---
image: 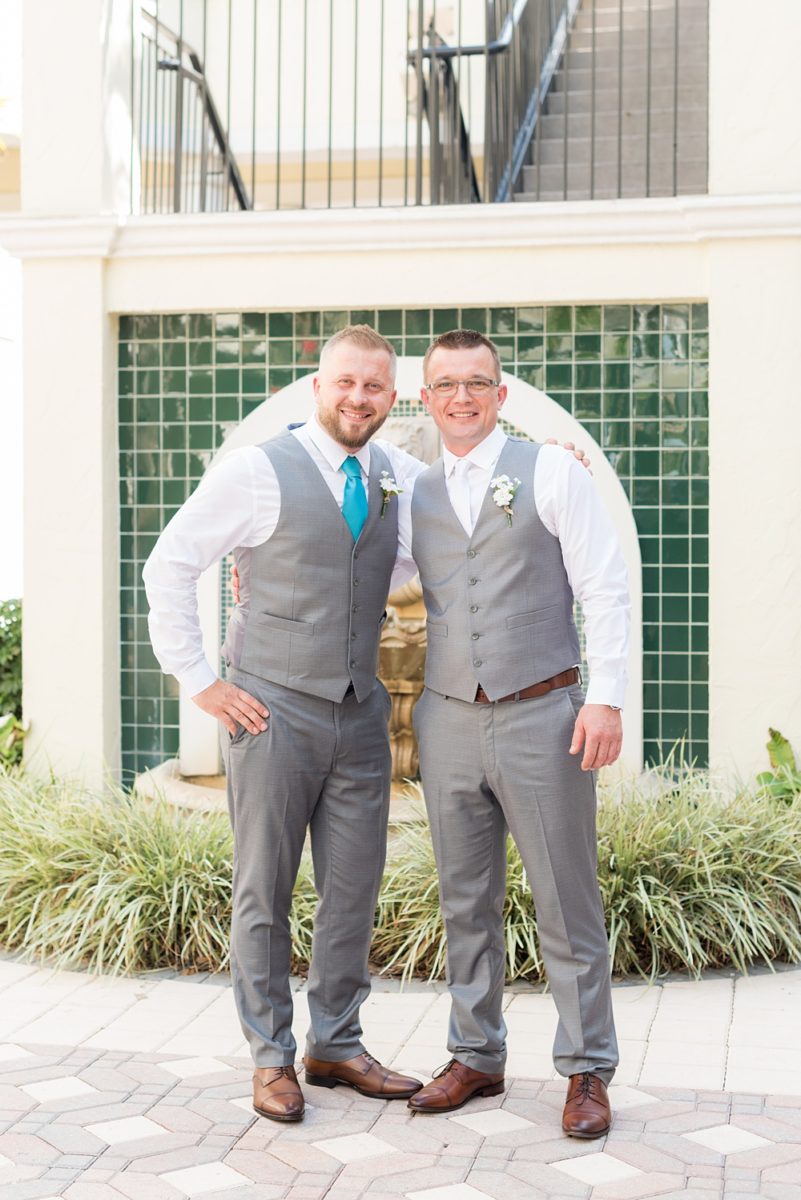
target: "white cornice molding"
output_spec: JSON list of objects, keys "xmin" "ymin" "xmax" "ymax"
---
[{"xmin": 1, "ymin": 194, "xmax": 800, "ymax": 260}]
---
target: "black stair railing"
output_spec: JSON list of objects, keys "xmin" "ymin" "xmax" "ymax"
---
[
  {"xmin": 136, "ymin": 11, "xmax": 251, "ymax": 214},
  {"xmin": 410, "ymin": 0, "xmax": 580, "ymax": 205}
]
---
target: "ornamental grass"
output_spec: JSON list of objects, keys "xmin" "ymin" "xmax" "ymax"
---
[{"xmin": 0, "ymin": 763, "xmax": 799, "ymax": 980}]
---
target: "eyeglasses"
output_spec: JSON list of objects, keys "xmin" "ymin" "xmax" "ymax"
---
[{"xmin": 425, "ymin": 377, "xmax": 500, "ymax": 399}]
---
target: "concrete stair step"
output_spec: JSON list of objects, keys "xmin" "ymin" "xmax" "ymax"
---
[
  {"xmin": 564, "ymin": 44, "xmax": 709, "ymax": 72},
  {"xmin": 515, "ymin": 177, "xmax": 707, "ymax": 201},
  {"xmin": 550, "ymin": 65, "xmax": 707, "ymax": 94},
  {"xmin": 521, "ymin": 159, "xmax": 707, "ymax": 193},
  {"xmin": 546, "ymin": 85, "xmax": 708, "ymax": 113},
  {"xmin": 537, "ymin": 107, "xmax": 706, "ymax": 138},
  {"xmin": 572, "ymin": 5, "xmax": 707, "ymax": 33},
  {"xmin": 528, "ymin": 131, "xmax": 707, "ymax": 166}
]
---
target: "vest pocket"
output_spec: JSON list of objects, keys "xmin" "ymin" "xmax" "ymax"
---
[
  {"xmin": 247, "ymin": 611, "xmax": 315, "ymax": 636},
  {"xmin": 506, "ymin": 604, "xmax": 560, "ymax": 629},
  {"xmin": 426, "ymin": 621, "xmax": 448, "ymax": 637}
]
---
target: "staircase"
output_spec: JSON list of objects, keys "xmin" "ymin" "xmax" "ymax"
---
[{"xmin": 516, "ymin": 0, "xmax": 708, "ymax": 201}]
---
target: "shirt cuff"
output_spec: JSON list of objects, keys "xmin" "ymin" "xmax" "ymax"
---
[
  {"xmin": 584, "ymin": 673, "xmax": 627, "ymax": 710},
  {"xmin": 179, "ymin": 660, "xmax": 219, "ymax": 699}
]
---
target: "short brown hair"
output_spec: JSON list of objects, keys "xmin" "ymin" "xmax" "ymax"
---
[
  {"xmin": 319, "ymin": 324, "xmax": 397, "ymax": 375},
  {"xmin": 423, "ymin": 329, "xmax": 502, "ymax": 382}
]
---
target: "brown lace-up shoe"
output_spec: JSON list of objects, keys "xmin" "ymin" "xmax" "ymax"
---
[
  {"xmin": 252, "ymin": 1065, "xmax": 305, "ymax": 1122},
  {"xmin": 407, "ymin": 1059, "xmax": 505, "ymax": 1113},
  {"xmin": 303, "ymin": 1052, "xmax": 422, "ymax": 1099},
  {"xmin": 561, "ymin": 1072, "xmax": 612, "ymax": 1138}
]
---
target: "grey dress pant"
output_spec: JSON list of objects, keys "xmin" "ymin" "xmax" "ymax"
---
[
  {"xmin": 414, "ymin": 681, "xmax": 618, "ymax": 1083},
  {"xmin": 223, "ymin": 669, "xmax": 392, "ymax": 1067}
]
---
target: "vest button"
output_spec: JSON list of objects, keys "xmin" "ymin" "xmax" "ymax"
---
[
  {"xmin": 473, "ymin": 659, "xmax": 482, "ymax": 667},
  {"xmin": 353, "ymin": 579, "xmax": 360, "ymax": 586},
  {"xmin": 470, "ymin": 605, "xmax": 478, "ymax": 613},
  {"xmin": 471, "ymin": 633, "xmax": 480, "ymax": 640},
  {"xmin": 351, "ymin": 633, "xmax": 357, "ymax": 640},
  {"xmin": 352, "ymin": 604, "xmax": 359, "ymax": 612},
  {"xmin": 469, "ymin": 578, "xmax": 478, "ymax": 586},
  {"xmin": 353, "ymin": 550, "xmax": 359, "ymax": 559},
  {"xmin": 350, "ymin": 660, "xmax": 358, "ymax": 667},
  {"xmin": 467, "ymin": 549, "xmax": 477, "ymax": 558}
]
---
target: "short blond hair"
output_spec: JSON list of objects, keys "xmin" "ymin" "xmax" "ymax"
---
[
  {"xmin": 319, "ymin": 324, "xmax": 397, "ymax": 375},
  {"xmin": 423, "ymin": 329, "xmax": 501, "ymax": 382}
]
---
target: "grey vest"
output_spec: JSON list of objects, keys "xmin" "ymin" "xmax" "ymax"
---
[
  {"xmin": 411, "ymin": 437, "xmax": 580, "ymax": 702},
  {"xmin": 223, "ymin": 431, "xmax": 398, "ymax": 702}
]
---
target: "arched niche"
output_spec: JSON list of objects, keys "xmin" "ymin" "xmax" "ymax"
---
[{"xmin": 179, "ymin": 359, "xmax": 643, "ymax": 775}]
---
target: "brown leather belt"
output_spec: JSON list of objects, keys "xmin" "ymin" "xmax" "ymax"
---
[{"xmin": 474, "ymin": 667, "xmax": 580, "ymax": 705}]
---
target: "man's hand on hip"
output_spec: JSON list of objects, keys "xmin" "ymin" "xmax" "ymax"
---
[
  {"xmin": 192, "ymin": 679, "xmax": 270, "ymax": 737},
  {"xmin": 569, "ymin": 704, "xmax": 622, "ymax": 771}
]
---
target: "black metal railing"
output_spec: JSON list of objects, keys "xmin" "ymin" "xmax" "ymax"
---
[
  {"xmin": 129, "ymin": 0, "xmax": 708, "ymax": 214},
  {"xmin": 134, "ymin": 10, "xmax": 250, "ymax": 213}
]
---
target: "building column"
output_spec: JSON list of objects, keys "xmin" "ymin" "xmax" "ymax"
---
[
  {"xmin": 21, "ymin": 0, "xmax": 133, "ymax": 784},
  {"xmin": 707, "ymin": 0, "xmax": 801, "ymax": 775}
]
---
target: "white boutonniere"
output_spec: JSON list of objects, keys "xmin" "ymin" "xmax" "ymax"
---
[
  {"xmin": 379, "ymin": 471, "xmax": 403, "ymax": 519},
  {"xmin": 490, "ymin": 474, "xmax": 521, "ymax": 526}
]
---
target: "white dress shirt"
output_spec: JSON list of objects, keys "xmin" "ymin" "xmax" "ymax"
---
[
  {"xmin": 143, "ymin": 415, "xmax": 423, "ymax": 697},
  {"xmin": 440, "ymin": 426, "xmax": 630, "ymax": 709}
]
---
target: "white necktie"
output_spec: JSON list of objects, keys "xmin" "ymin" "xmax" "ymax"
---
[{"xmin": 450, "ymin": 458, "xmax": 475, "ymax": 536}]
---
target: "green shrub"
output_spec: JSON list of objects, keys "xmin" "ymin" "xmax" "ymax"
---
[
  {"xmin": 0, "ymin": 599, "xmax": 22, "ymax": 719},
  {"xmin": 1, "ymin": 764, "xmax": 800, "ymax": 981}
]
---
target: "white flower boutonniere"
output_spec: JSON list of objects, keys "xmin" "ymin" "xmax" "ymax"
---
[
  {"xmin": 379, "ymin": 471, "xmax": 403, "ymax": 519},
  {"xmin": 490, "ymin": 474, "xmax": 521, "ymax": 527}
]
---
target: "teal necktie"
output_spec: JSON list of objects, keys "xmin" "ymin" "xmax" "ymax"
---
[{"xmin": 340, "ymin": 456, "xmax": 368, "ymax": 541}]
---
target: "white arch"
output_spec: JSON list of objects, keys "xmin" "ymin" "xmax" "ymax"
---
[{"xmin": 180, "ymin": 359, "xmax": 643, "ymax": 774}]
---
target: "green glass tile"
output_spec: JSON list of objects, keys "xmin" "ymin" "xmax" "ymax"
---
[
  {"xmin": 691, "ymin": 302, "xmax": 708, "ymax": 329},
  {"xmin": 119, "ymin": 397, "xmax": 134, "ymax": 425},
  {"xmin": 633, "ymin": 478, "xmax": 659, "ymax": 505},
  {"xmin": 163, "ymin": 342, "xmax": 187, "ymax": 368},
  {"xmin": 661, "ymin": 655, "xmax": 689, "ymax": 682},
  {"xmin": 135, "ymin": 532, "xmax": 158, "ymax": 561},
  {"xmin": 516, "ymin": 306, "xmax": 544, "ymax": 332},
  {"xmin": 164, "ymin": 479, "xmax": 188, "ymax": 505},
  {"xmin": 580, "ymin": 419, "xmax": 600, "ymax": 441},
  {"xmin": 663, "ymin": 595, "xmax": 689, "ymax": 622},
  {"xmin": 137, "ymin": 342, "xmax": 161, "ymax": 369},
  {"xmin": 162, "ymin": 370, "xmax": 186, "ymax": 396},
  {"xmin": 663, "ymin": 419, "xmax": 689, "ymax": 447},
  {"xmin": 215, "ymin": 339, "xmax": 240, "ymax": 364},
  {"xmin": 546, "ymin": 335, "xmax": 573, "ymax": 361},
  {"xmin": 604, "ymin": 306, "xmax": 631, "ymax": 332},
  {"xmin": 135, "ymin": 506, "xmax": 162, "ymax": 534},
  {"xmin": 517, "ymin": 336, "xmax": 544, "ymax": 362},
  {"xmin": 690, "ymin": 420, "xmax": 708, "ymax": 448},
  {"xmin": 119, "ymin": 506, "xmax": 133, "ymax": 533},
  {"xmin": 162, "ymin": 423, "xmax": 186, "ymax": 451},
  {"xmin": 214, "ymin": 313, "xmax": 240, "ymax": 338},
  {"xmin": 189, "ymin": 396, "xmax": 213, "ymax": 422},
  {"xmin": 643, "ymin": 625, "xmax": 659, "ymax": 652},
  {"xmin": 642, "ymin": 740, "xmax": 661, "ymax": 765},
  {"xmin": 642, "ymin": 564, "xmax": 659, "ymax": 591},
  {"xmin": 635, "ymin": 508, "xmax": 659, "ymax": 535},
  {"xmin": 162, "ymin": 450, "xmax": 186, "ymax": 479},
  {"xmin": 643, "ymin": 655, "xmax": 660, "ymax": 682},
  {"xmin": 663, "ymin": 362, "xmax": 690, "ymax": 388},
  {"xmin": 119, "ymin": 315, "xmax": 135, "ymax": 339},
  {"xmin": 691, "ymin": 480, "xmax": 708, "ymax": 506},
  {"xmin": 188, "ymin": 369, "xmax": 213, "ymax": 396},
  {"xmin": 600, "ymin": 393, "xmax": 628, "ymax": 419},
  {"xmin": 296, "ymin": 338, "xmax": 321, "ymax": 366},
  {"xmin": 576, "ymin": 363, "xmax": 601, "ymax": 389},
  {"xmin": 494, "ymin": 336, "xmax": 515, "ymax": 363},
  {"xmin": 662, "ymin": 449, "xmax": 689, "ymax": 477},
  {"xmin": 691, "ymin": 332, "xmax": 709, "ymax": 359},
  {"xmin": 634, "ymin": 450, "xmax": 659, "ymax": 476},
  {"xmin": 133, "ymin": 315, "xmax": 161, "ymax": 340},
  {"xmin": 163, "ymin": 727, "xmax": 180, "ymax": 754},
  {"xmin": 691, "ymin": 684, "xmax": 708, "ymax": 710},
  {"xmin": 662, "ymin": 564, "xmax": 690, "ymax": 599},
  {"xmin": 662, "ymin": 712, "xmax": 690, "ymax": 739},
  {"xmin": 603, "ymin": 334, "xmax": 630, "ymax": 360},
  {"xmin": 349, "ymin": 309, "xmax": 375, "ymax": 327},
  {"xmin": 692, "ymin": 563, "xmax": 709, "ymax": 593},
  {"xmin": 189, "ymin": 341, "xmax": 212, "ymax": 366},
  {"xmin": 119, "ymin": 426, "xmax": 135, "ymax": 452},
  {"xmin": 242, "ymin": 312, "xmax": 267, "ymax": 337},
  {"xmin": 136, "ymin": 417, "xmax": 160, "ymax": 446},
  {"xmin": 119, "ymin": 371, "xmax": 134, "ymax": 399},
  {"xmin": 216, "ymin": 396, "xmax": 240, "ymax": 422},
  {"xmin": 554, "ymin": 394, "xmax": 573, "ymax": 413},
  {"xmin": 546, "ymin": 363, "xmax": 573, "ymax": 390},
  {"xmin": 691, "ymin": 626, "xmax": 708, "ymax": 652},
  {"xmin": 632, "ymin": 363, "xmax": 658, "ymax": 388},
  {"xmin": 662, "ymin": 682, "xmax": 689, "ymax": 708},
  {"xmin": 267, "ymin": 340, "xmax": 293, "ymax": 367},
  {"xmin": 691, "ymin": 391, "xmax": 708, "ymax": 419},
  {"xmin": 633, "ymin": 391, "xmax": 659, "ymax": 418},
  {"xmin": 243, "ymin": 339, "xmax": 267, "ymax": 364},
  {"xmin": 692, "ymin": 362, "xmax": 709, "ymax": 388},
  {"xmin": 575, "ymin": 334, "xmax": 601, "ymax": 360},
  {"xmin": 603, "ymin": 362, "xmax": 630, "ymax": 389},
  {"xmin": 163, "ymin": 314, "xmax": 188, "ymax": 339},
  {"xmin": 322, "ymin": 310, "xmax": 348, "ymax": 336},
  {"xmin": 189, "ymin": 424, "xmax": 215, "ymax": 451},
  {"xmin": 691, "ymin": 449, "xmax": 709, "ymax": 476},
  {"xmin": 575, "ymin": 393, "xmax": 601, "ymax": 419},
  {"xmin": 490, "ymin": 308, "xmax": 515, "ymax": 335},
  {"xmin": 269, "ymin": 367, "xmax": 294, "ymax": 392},
  {"xmin": 663, "ymin": 538, "xmax": 689, "ymax": 565},
  {"xmin": 574, "ymin": 306, "xmax": 601, "ymax": 332},
  {"xmin": 189, "ymin": 451, "xmax": 211, "ymax": 477},
  {"xmin": 691, "ymin": 509, "xmax": 709, "ymax": 536},
  {"xmin": 663, "ymin": 304, "xmax": 690, "ymax": 331},
  {"xmin": 162, "ymin": 396, "xmax": 187, "ymax": 421},
  {"xmin": 457, "ymin": 307, "xmax": 486, "ymax": 332},
  {"xmin": 633, "ymin": 421, "xmax": 659, "ymax": 447},
  {"xmin": 369, "ymin": 308, "xmax": 400, "ymax": 337},
  {"xmin": 642, "ymin": 595, "xmax": 660, "ymax": 623},
  {"xmin": 243, "ymin": 398, "xmax": 262, "ymax": 416},
  {"xmin": 120, "ymin": 562, "xmax": 136, "ymax": 589},
  {"xmin": 119, "ymin": 341, "xmax": 133, "ymax": 368},
  {"xmin": 639, "ymin": 537, "xmax": 660, "ymax": 565},
  {"xmin": 432, "ymin": 308, "xmax": 459, "ymax": 334},
  {"xmin": 215, "ymin": 367, "xmax": 240, "ymax": 394},
  {"xmin": 136, "ymin": 369, "xmax": 160, "ymax": 396},
  {"xmin": 137, "ymin": 671, "xmax": 163, "ymax": 699},
  {"xmin": 602, "ymin": 422, "xmax": 629, "ymax": 449},
  {"xmin": 662, "ymin": 509, "xmax": 689, "ymax": 536},
  {"xmin": 136, "ymin": 480, "xmax": 160, "ymax": 505},
  {"xmin": 405, "ymin": 310, "xmax": 430, "ymax": 336},
  {"xmin": 268, "ymin": 312, "xmax": 293, "ymax": 338},
  {"xmin": 643, "ymin": 683, "xmax": 660, "ymax": 709},
  {"xmin": 188, "ymin": 314, "xmax": 212, "ymax": 339},
  {"xmin": 661, "ymin": 332, "xmax": 689, "ymax": 361},
  {"xmin": 405, "ymin": 336, "xmax": 429, "ymax": 356},
  {"xmin": 632, "ymin": 333, "xmax": 660, "ymax": 359},
  {"xmin": 691, "ymin": 655, "xmax": 708, "ymax": 682},
  {"xmin": 633, "ymin": 304, "xmax": 660, "ymax": 332},
  {"xmin": 515, "ymin": 365, "xmax": 544, "ymax": 389},
  {"xmin": 605, "ymin": 449, "xmax": 631, "ymax": 476}
]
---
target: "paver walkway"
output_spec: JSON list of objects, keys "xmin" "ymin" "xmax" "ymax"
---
[{"xmin": 0, "ymin": 958, "xmax": 799, "ymax": 1199}]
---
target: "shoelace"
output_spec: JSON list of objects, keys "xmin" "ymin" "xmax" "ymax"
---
[
  {"xmin": 573, "ymin": 1072, "xmax": 600, "ymax": 1104},
  {"xmin": 432, "ymin": 1058, "xmax": 462, "ymax": 1080},
  {"xmin": 257, "ymin": 1066, "xmax": 295, "ymax": 1085}
]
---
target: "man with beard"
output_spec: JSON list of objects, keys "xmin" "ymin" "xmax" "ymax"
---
[{"xmin": 144, "ymin": 325, "xmax": 425, "ymax": 1122}]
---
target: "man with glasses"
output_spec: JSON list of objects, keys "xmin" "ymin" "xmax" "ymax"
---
[{"xmin": 405, "ymin": 329, "xmax": 628, "ymax": 1138}]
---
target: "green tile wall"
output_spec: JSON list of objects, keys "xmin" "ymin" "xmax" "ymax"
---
[{"xmin": 119, "ymin": 303, "xmax": 709, "ymax": 782}]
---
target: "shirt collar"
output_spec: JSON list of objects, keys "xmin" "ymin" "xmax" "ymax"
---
[
  {"xmin": 442, "ymin": 424, "xmax": 508, "ymax": 477},
  {"xmin": 307, "ymin": 413, "xmax": 371, "ymax": 476}
]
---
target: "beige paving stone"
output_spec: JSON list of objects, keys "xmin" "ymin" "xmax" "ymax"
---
[
  {"xmin": 463, "ymin": 1168, "xmax": 551, "ymax": 1198},
  {"xmin": 126, "ymin": 1144, "xmax": 229, "ymax": 1176},
  {"xmin": 0, "ymin": 1131, "xmax": 62, "ymax": 1165},
  {"xmin": 339, "ymin": 1151, "xmax": 438, "ymax": 1182},
  {"xmin": 267, "ymin": 1138, "xmax": 342, "ymax": 1173},
  {"xmin": 361, "ymin": 1163, "xmax": 466, "ymax": 1194},
  {"xmin": 591, "ymin": 1171, "xmax": 686, "ymax": 1199},
  {"xmin": 62, "ymin": 1183, "xmax": 127, "ymax": 1199},
  {"xmin": 504, "ymin": 1157, "xmax": 591, "ymax": 1195},
  {"xmin": 222, "ymin": 1148, "xmax": 299, "ymax": 1183},
  {"xmin": 602, "ymin": 1136, "xmax": 686, "ymax": 1174},
  {"xmin": 640, "ymin": 1132, "xmax": 722, "ymax": 1167},
  {"xmin": 725, "ymin": 1140, "xmax": 801, "ymax": 1170}
]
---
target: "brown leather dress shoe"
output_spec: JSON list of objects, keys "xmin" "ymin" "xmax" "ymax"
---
[
  {"xmin": 252, "ymin": 1065, "xmax": 305, "ymax": 1122},
  {"xmin": 303, "ymin": 1052, "xmax": 422, "ymax": 1099},
  {"xmin": 407, "ymin": 1059, "xmax": 505, "ymax": 1113},
  {"xmin": 561, "ymin": 1072, "xmax": 612, "ymax": 1138}
]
